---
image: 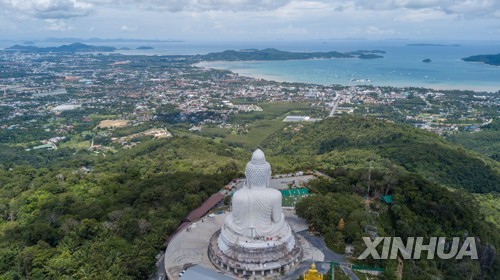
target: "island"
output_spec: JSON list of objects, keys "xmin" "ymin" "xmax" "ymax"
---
[
  {"xmin": 5, "ymin": 42, "xmax": 116, "ymax": 53},
  {"xmin": 44, "ymin": 37, "xmax": 183, "ymax": 43},
  {"xmin": 358, "ymin": 53, "xmax": 383, "ymax": 59},
  {"xmin": 118, "ymin": 47, "xmax": 131, "ymax": 50},
  {"xmin": 422, "ymin": 58, "xmax": 432, "ymax": 63},
  {"xmin": 197, "ymin": 48, "xmax": 384, "ymax": 61},
  {"xmin": 462, "ymin": 54, "xmax": 500, "ymax": 66},
  {"xmin": 407, "ymin": 43, "xmax": 460, "ymax": 47},
  {"xmin": 354, "ymin": 49, "xmax": 386, "ymax": 54},
  {"xmin": 136, "ymin": 46, "xmax": 154, "ymax": 50}
]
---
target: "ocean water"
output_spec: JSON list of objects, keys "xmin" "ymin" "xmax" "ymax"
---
[
  {"xmin": 1, "ymin": 39, "xmax": 499, "ymax": 92},
  {"xmin": 193, "ymin": 41, "xmax": 500, "ymax": 92}
]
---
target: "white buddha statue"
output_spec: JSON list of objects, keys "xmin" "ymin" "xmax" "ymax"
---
[
  {"xmin": 223, "ymin": 149, "xmax": 287, "ymax": 238},
  {"xmin": 213, "ymin": 149, "xmax": 300, "ymax": 274}
]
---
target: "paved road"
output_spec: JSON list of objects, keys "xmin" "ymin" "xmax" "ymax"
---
[
  {"xmin": 297, "ymin": 230, "xmax": 361, "ymax": 280},
  {"xmin": 342, "ymin": 267, "xmax": 360, "ymax": 280},
  {"xmin": 151, "ymin": 252, "xmax": 166, "ymax": 280},
  {"xmin": 297, "ymin": 230, "xmax": 344, "ymax": 263},
  {"xmin": 285, "ymin": 260, "xmax": 315, "ymax": 280}
]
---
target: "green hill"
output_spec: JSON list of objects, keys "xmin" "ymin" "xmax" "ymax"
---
[
  {"xmin": 447, "ymin": 118, "xmax": 500, "ymax": 161},
  {"xmin": 0, "ymin": 137, "xmax": 244, "ymax": 279},
  {"xmin": 296, "ymin": 165, "xmax": 499, "ymax": 279},
  {"xmin": 264, "ymin": 115, "xmax": 500, "ymax": 193},
  {"xmin": 5, "ymin": 43, "xmax": 117, "ymax": 53},
  {"xmin": 280, "ymin": 116, "xmax": 500, "ymax": 279},
  {"xmin": 0, "ymin": 116, "xmax": 498, "ymax": 279},
  {"xmin": 197, "ymin": 48, "xmax": 384, "ymax": 61}
]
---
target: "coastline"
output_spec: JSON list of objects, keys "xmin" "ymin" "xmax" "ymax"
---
[
  {"xmin": 195, "ymin": 61, "xmax": 500, "ymax": 93},
  {"xmin": 195, "ymin": 61, "xmax": 289, "ymax": 82}
]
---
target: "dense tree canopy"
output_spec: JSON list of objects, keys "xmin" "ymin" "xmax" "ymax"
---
[
  {"xmin": 0, "ymin": 137, "xmax": 243, "ymax": 279},
  {"xmin": 264, "ymin": 116, "xmax": 500, "ymax": 193},
  {"xmin": 297, "ymin": 169, "xmax": 499, "ymax": 279},
  {"xmin": 0, "ymin": 115, "xmax": 498, "ymax": 279}
]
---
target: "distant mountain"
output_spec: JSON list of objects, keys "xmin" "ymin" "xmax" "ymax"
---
[
  {"xmin": 462, "ymin": 54, "xmax": 500, "ymax": 66},
  {"xmin": 198, "ymin": 48, "xmax": 384, "ymax": 61},
  {"xmin": 44, "ymin": 37, "xmax": 182, "ymax": 43},
  {"xmin": 358, "ymin": 53, "xmax": 383, "ymax": 59},
  {"xmin": 5, "ymin": 43, "xmax": 117, "ymax": 53},
  {"xmin": 353, "ymin": 49, "xmax": 386, "ymax": 54},
  {"xmin": 407, "ymin": 43, "xmax": 461, "ymax": 47},
  {"xmin": 136, "ymin": 46, "xmax": 154, "ymax": 50}
]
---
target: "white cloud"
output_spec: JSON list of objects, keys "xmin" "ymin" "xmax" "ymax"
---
[
  {"xmin": 213, "ymin": 21, "xmax": 225, "ymax": 31},
  {"xmin": 441, "ymin": 0, "xmax": 500, "ymax": 18},
  {"xmin": 188, "ymin": 0, "xmax": 292, "ymax": 12},
  {"xmin": 352, "ymin": 0, "xmax": 500, "ymax": 18},
  {"xmin": 393, "ymin": 8, "xmax": 452, "ymax": 22},
  {"xmin": 277, "ymin": 24, "xmax": 309, "ymax": 35},
  {"xmin": 1, "ymin": 0, "xmax": 93, "ymax": 19},
  {"xmin": 120, "ymin": 25, "xmax": 137, "ymax": 32},
  {"xmin": 0, "ymin": 0, "xmax": 498, "ymax": 40},
  {"xmin": 0, "ymin": 0, "xmax": 294, "ymax": 20},
  {"xmin": 44, "ymin": 19, "xmax": 74, "ymax": 31},
  {"xmin": 2, "ymin": 0, "xmax": 498, "ymax": 22},
  {"xmin": 365, "ymin": 26, "xmax": 395, "ymax": 35},
  {"xmin": 273, "ymin": 1, "xmax": 335, "ymax": 19},
  {"xmin": 354, "ymin": 0, "xmax": 441, "ymax": 10}
]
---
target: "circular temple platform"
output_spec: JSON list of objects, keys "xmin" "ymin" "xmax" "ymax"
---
[
  {"xmin": 164, "ymin": 209, "xmax": 326, "ymax": 279},
  {"xmin": 208, "ymin": 229, "xmax": 302, "ymax": 277}
]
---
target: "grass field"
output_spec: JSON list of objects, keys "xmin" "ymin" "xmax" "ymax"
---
[
  {"xmin": 59, "ymin": 138, "xmax": 91, "ymax": 150},
  {"xmin": 224, "ymin": 119, "xmax": 287, "ymax": 148},
  {"xmin": 97, "ymin": 120, "xmax": 129, "ymax": 128},
  {"xmin": 87, "ymin": 114, "xmax": 119, "ymax": 120},
  {"xmin": 200, "ymin": 102, "xmax": 314, "ymax": 149},
  {"xmin": 200, "ymin": 119, "xmax": 287, "ymax": 149},
  {"xmin": 230, "ymin": 102, "xmax": 312, "ymax": 122}
]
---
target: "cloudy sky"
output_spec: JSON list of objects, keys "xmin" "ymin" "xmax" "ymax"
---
[{"xmin": 1, "ymin": 0, "xmax": 499, "ymax": 41}]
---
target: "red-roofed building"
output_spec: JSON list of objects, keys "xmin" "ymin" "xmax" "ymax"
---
[
  {"xmin": 185, "ymin": 192, "xmax": 224, "ymax": 222},
  {"xmin": 164, "ymin": 192, "xmax": 225, "ymax": 246}
]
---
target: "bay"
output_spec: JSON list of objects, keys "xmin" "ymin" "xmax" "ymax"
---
[
  {"xmin": 2, "ymin": 39, "xmax": 499, "ymax": 92},
  {"xmin": 193, "ymin": 41, "xmax": 500, "ymax": 92}
]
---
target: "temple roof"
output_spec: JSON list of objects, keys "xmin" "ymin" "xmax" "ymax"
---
[{"xmin": 185, "ymin": 192, "xmax": 225, "ymax": 222}]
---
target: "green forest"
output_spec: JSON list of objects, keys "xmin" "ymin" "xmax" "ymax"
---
[
  {"xmin": 447, "ymin": 119, "xmax": 500, "ymax": 161},
  {"xmin": 264, "ymin": 116, "xmax": 499, "ymax": 279},
  {"xmin": 296, "ymin": 172, "xmax": 498, "ymax": 279},
  {"xmin": 0, "ymin": 138, "xmax": 244, "ymax": 279},
  {"xmin": 0, "ymin": 115, "xmax": 498, "ymax": 279},
  {"xmin": 264, "ymin": 116, "xmax": 499, "ymax": 193}
]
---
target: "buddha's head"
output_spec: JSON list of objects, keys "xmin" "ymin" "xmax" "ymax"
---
[{"xmin": 245, "ymin": 149, "xmax": 271, "ymax": 188}]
